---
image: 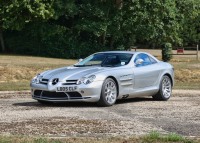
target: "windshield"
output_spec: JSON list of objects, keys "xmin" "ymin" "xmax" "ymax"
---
[{"xmin": 75, "ymin": 53, "xmax": 133, "ymax": 67}]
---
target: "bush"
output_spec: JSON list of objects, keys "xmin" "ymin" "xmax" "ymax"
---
[
  {"xmin": 162, "ymin": 43, "xmax": 172, "ymax": 62},
  {"xmin": 4, "ymin": 22, "xmax": 107, "ymax": 59}
]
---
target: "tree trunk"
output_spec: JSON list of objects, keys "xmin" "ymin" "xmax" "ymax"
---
[
  {"xmin": 101, "ymin": 7, "xmax": 110, "ymax": 46},
  {"xmin": 102, "ymin": 31, "xmax": 106, "ymax": 46},
  {"xmin": 110, "ymin": 36, "xmax": 115, "ymax": 49},
  {"xmin": 0, "ymin": 27, "xmax": 5, "ymax": 52},
  {"xmin": 116, "ymin": 0, "xmax": 123, "ymax": 9}
]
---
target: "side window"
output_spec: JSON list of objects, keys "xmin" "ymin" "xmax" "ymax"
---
[
  {"xmin": 149, "ymin": 56, "xmax": 157, "ymax": 64},
  {"xmin": 134, "ymin": 53, "xmax": 152, "ymax": 67},
  {"xmin": 118, "ymin": 54, "xmax": 132, "ymax": 64}
]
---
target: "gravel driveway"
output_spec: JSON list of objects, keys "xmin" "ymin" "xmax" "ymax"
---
[{"xmin": 0, "ymin": 90, "xmax": 200, "ymax": 137}]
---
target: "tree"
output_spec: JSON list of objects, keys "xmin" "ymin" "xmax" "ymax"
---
[
  {"xmin": 75, "ymin": 0, "xmax": 120, "ymax": 48},
  {"xmin": 0, "ymin": 0, "xmax": 54, "ymax": 52},
  {"xmin": 74, "ymin": 0, "xmax": 182, "ymax": 50},
  {"xmin": 2, "ymin": 0, "xmax": 199, "ymax": 59},
  {"xmin": 176, "ymin": 0, "xmax": 200, "ymax": 46},
  {"xmin": 125, "ymin": 0, "xmax": 181, "ymax": 47}
]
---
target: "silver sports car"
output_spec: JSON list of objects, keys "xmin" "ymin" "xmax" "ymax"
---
[{"xmin": 30, "ymin": 51, "xmax": 174, "ymax": 106}]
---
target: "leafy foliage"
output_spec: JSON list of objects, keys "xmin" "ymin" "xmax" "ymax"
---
[
  {"xmin": 0, "ymin": 0, "xmax": 54, "ymax": 30},
  {"xmin": 5, "ymin": 22, "xmax": 106, "ymax": 58},
  {"xmin": 176, "ymin": 0, "xmax": 200, "ymax": 46},
  {"xmin": 1, "ymin": 0, "xmax": 199, "ymax": 60}
]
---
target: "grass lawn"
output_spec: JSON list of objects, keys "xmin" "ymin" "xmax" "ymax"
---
[
  {"xmin": 0, "ymin": 55, "xmax": 76, "ymax": 91},
  {"xmin": 0, "ymin": 132, "xmax": 199, "ymax": 143},
  {"xmin": 170, "ymin": 58, "xmax": 200, "ymax": 90},
  {"xmin": 0, "ymin": 54, "xmax": 199, "ymax": 91}
]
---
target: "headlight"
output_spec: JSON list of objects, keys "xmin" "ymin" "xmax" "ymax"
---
[
  {"xmin": 31, "ymin": 74, "xmax": 42, "ymax": 83},
  {"xmin": 83, "ymin": 75, "xmax": 96, "ymax": 84},
  {"xmin": 31, "ymin": 76, "xmax": 38, "ymax": 83},
  {"xmin": 77, "ymin": 75, "xmax": 96, "ymax": 85}
]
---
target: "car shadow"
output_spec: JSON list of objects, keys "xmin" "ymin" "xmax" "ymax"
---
[
  {"xmin": 116, "ymin": 97, "xmax": 154, "ymax": 104},
  {"xmin": 13, "ymin": 97, "xmax": 154, "ymax": 107},
  {"xmin": 13, "ymin": 101, "xmax": 98, "ymax": 108}
]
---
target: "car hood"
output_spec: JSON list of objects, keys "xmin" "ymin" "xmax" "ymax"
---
[{"xmin": 40, "ymin": 66, "xmax": 105, "ymax": 81}]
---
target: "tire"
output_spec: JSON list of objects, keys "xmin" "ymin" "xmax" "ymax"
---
[
  {"xmin": 153, "ymin": 75, "xmax": 172, "ymax": 101},
  {"xmin": 98, "ymin": 78, "xmax": 117, "ymax": 107}
]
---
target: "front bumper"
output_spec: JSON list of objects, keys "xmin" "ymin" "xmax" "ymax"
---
[{"xmin": 30, "ymin": 80, "xmax": 103, "ymax": 102}]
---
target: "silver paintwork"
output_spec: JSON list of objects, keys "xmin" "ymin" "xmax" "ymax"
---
[{"xmin": 30, "ymin": 51, "xmax": 174, "ymax": 102}]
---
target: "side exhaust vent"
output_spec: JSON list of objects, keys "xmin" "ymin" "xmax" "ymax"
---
[{"xmin": 122, "ymin": 94, "xmax": 129, "ymax": 99}]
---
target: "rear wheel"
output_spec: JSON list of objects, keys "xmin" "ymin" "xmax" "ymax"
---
[
  {"xmin": 153, "ymin": 75, "xmax": 172, "ymax": 101},
  {"xmin": 98, "ymin": 78, "xmax": 117, "ymax": 107}
]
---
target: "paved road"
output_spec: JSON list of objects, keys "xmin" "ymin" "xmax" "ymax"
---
[{"xmin": 0, "ymin": 91, "xmax": 200, "ymax": 137}]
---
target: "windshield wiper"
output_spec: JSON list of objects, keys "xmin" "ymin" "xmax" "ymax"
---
[
  {"xmin": 74, "ymin": 65, "xmax": 86, "ymax": 67},
  {"xmin": 101, "ymin": 65, "xmax": 115, "ymax": 67}
]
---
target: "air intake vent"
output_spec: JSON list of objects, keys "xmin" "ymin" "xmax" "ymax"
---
[
  {"xmin": 63, "ymin": 80, "xmax": 78, "ymax": 85},
  {"xmin": 39, "ymin": 79, "xmax": 48, "ymax": 84}
]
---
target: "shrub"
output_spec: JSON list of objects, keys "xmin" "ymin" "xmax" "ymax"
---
[
  {"xmin": 162, "ymin": 43, "xmax": 172, "ymax": 62},
  {"xmin": 4, "ymin": 22, "xmax": 107, "ymax": 59}
]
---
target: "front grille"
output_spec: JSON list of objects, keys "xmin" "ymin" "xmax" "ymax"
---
[
  {"xmin": 33, "ymin": 90, "xmax": 82, "ymax": 100},
  {"xmin": 42, "ymin": 91, "xmax": 67, "ymax": 98},
  {"xmin": 68, "ymin": 92, "xmax": 82, "ymax": 98},
  {"xmin": 39, "ymin": 78, "xmax": 48, "ymax": 84},
  {"xmin": 34, "ymin": 90, "xmax": 42, "ymax": 97},
  {"xmin": 62, "ymin": 80, "xmax": 78, "ymax": 85}
]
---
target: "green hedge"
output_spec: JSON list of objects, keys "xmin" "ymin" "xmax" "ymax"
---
[
  {"xmin": 162, "ymin": 43, "xmax": 172, "ymax": 62},
  {"xmin": 5, "ymin": 22, "xmax": 107, "ymax": 59}
]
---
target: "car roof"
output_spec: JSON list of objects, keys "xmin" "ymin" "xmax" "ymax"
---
[
  {"xmin": 95, "ymin": 51, "xmax": 159, "ymax": 61},
  {"xmin": 97, "ymin": 51, "xmax": 136, "ymax": 54},
  {"xmin": 96, "ymin": 51, "xmax": 152, "ymax": 55}
]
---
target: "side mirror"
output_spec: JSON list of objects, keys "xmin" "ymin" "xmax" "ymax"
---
[
  {"xmin": 78, "ymin": 58, "xmax": 83, "ymax": 62},
  {"xmin": 135, "ymin": 59, "xmax": 144, "ymax": 65}
]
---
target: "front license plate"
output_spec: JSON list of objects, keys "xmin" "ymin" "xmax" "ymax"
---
[{"xmin": 56, "ymin": 86, "xmax": 78, "ymax": 92}]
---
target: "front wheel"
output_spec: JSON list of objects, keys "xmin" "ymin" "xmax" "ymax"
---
[
  {"xmin": 98, "ymin": 78, "xmax": 117, "ymax": 107},
  {"xmin": 153, "ymin": 75, "xmax": 172, "ymax": 101}
]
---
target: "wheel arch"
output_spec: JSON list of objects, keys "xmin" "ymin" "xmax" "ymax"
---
[
  {"xmin": 106, "ymin": 76, "xmax": 119, "ymax": 97},
  {"xmin": 163, "ymin": 73, "xmax": 173, "ymax": 86}
]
